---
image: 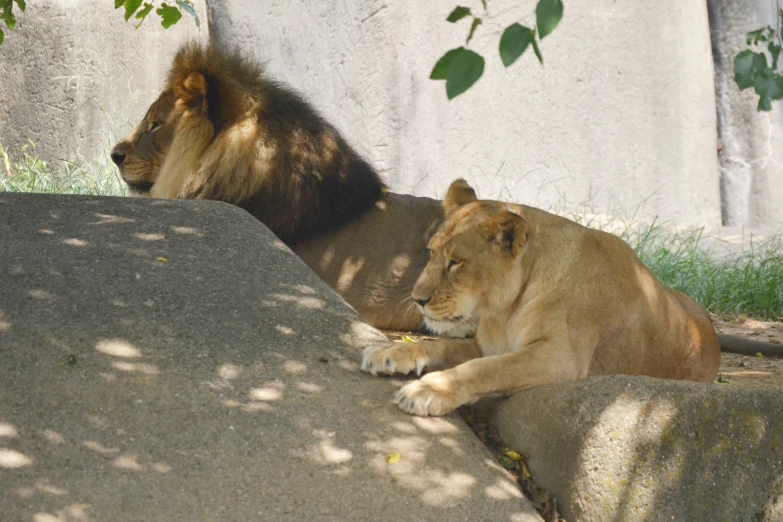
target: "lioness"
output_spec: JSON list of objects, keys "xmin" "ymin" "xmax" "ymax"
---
[
  {"xmin": 110, "ymin": 41, "xmax": 441, "ymax": 332},
  {"xmin": 361, "ymin": 179, "xmax": 721, "ymax": 417}
]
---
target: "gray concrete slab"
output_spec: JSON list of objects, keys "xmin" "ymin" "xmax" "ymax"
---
[
  {"xmin": 0, "ymin": 193, "xmax": 540, "ymax": 522},
  {"xmin": 483, "ymin": 375, "xmax": 783, "ymax": 522}
]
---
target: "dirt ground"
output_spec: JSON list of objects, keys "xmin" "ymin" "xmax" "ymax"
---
[
  {"xmin": 711, "ymin": 314, "xmax": 783, "ymax": 390},
  {"xmin": 384, "ymin": 314, "xmax": 783, "ymax": 391}
]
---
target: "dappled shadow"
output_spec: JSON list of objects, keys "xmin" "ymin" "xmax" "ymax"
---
[
  {"xmin": 477, "ymin": 373, "xmax": 783, "ymax": 521},
  {"xmin": 293, "ymin": 192, "xmax": 445, "ymax": 332},
  {"xmin": 0, "ymin": 193, "xmax": 538, "ymax": 521}
]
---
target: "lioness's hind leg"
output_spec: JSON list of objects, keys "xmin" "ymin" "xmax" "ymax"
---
[{"xmin": 361, "ymin": 339, "xmax": 481, "ymax": 377}]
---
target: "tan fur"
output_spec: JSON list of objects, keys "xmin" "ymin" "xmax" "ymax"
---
[{"xmin": 362, "ymin": 179, "xmax": 722, "ymax": 417}]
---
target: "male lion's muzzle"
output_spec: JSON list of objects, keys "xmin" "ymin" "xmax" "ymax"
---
[{"xmin": 124, "ymin": 180, "xmax": 154, "ymax": 195}]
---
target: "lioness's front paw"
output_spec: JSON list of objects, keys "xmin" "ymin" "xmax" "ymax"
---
[
  {"xmin": 394, "ymin": 372, "xmax": 465, "ymax": 417},
  {"xmin": 361, "ymin": 343, "xmax": 430, "ymax": 377}
]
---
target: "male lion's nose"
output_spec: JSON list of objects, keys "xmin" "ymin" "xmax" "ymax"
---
[
  {"xmin": 414, "ymin": 297, "xmax": 431, "ymax": 307},
  {"xmin": 110, "ymin": 151, "xmax": 126, "ymax": 167}
]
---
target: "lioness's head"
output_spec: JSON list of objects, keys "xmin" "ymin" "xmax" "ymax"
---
[{"xmin": 413, "ymin": 179, "xmax": 528, "ymax": 335}]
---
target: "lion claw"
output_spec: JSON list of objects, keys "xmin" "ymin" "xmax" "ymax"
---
[
  {"xmin": 394, "ymin": 373, "xmax": 462, "ymax": 417},
  {"xmin": 360, "ymin": 343, "xmax": 430, "ymax": 377}
]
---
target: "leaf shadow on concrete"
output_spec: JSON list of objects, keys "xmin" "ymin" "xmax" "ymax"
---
[
  {"xmin": 479, "ymin": 373, "xmax": 783, "ymax": 522},
  {"xmin": 0, "ymin": 193, "xmax": 539, "ymax": 522}
]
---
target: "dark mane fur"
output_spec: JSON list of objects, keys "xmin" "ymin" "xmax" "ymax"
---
[{"xmin": 167, "ymin": 41, "xmax": 385, "ymax": 246}]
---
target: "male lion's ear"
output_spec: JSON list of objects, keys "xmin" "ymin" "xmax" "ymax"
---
[
  {"xmin": 483, "ymin": 210, "xmax": 528, "ymax": 257},
  {"xmin": 174, "ymin": 72, "xmax": 208, "ymax": 112},
  {"xmin": 443, "ymin": 178, "xmax": 479, "ymax": 217}
]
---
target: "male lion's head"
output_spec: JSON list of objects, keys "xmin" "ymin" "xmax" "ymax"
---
[
  {"xmin": 109, "ymin": 42, "xmax": 384, "ymax": 245},
  {"xmin": 110, "ymin": 43, "xmax": 217, "ymax": 197},
  {"xmin": 413, "ymin": 179, "xmax": 528, "ymax": 335},
  {"xmin": 110, "ymin": 91, "xmax": 177, "ymax": 196}
]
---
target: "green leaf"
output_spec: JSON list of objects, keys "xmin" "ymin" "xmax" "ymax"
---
[
  {"xmin": 134, "ymin": 2, "xmax": 153, "ymax": 28},
  {"xmin": 13, "ymin": 0, "xmax": 24, "ymax": 12},
  {"xmin": 446, "ymin": 48, "xmax": 484, "ymax": 99},
  {"xmin": 499, "ymin": 23, "xmax": 535, "ymax": 67},
  {"xmin": 0, "ymin": 27, "xmax": 4, "ymax": 46},
  {"xmin": 124, "ymin": 0, "xmax": 142, "ymax": 21},
  {"xmin": 2, "ymin": 11, "xmax": 15, "ymax": 30},
  {"xmin": 769, "ymin": 41, "xmax": 781, "ymax": 70},
  {"xmin": 734, "ymin": 50, "xmax": 766, "ymax": 90},
  {"xmin": 115, "ymin": 0, "xmax": 125, "ymax": 8},
  {"xmin": 447, "ymin": 6, "xmax": 471, "ymax": 23},
  {"xmin": 156, "ymin": 2, "xmax": 182, "ymax": 28},
  {"xmin": 480, "ymin": 0, "xmax": 487, "ymax": 10},
  {"xmin": 466, "ymin": 17, "xmax": 481, "ymax": 44},
  {"xmin": 754, "ymin": 74, "xmax": 783, "ymax": 111},
  {"xmin": 535, "ymin": 0, "xmax": 563, "ymax": 39},
  {"xmin": 176, "ymin": 0, "xmax": 200, "ymax": 28},
  {"xmin": 746, "ymin": 28, "xmax": 766, "ymax": 45},
  {"xmin": 431, "ymin": 47, "xmax": 462, "ymax": 80},
  {"xmin": 532, "ymin": 38, "xmax": 543, "ymax": 65}
]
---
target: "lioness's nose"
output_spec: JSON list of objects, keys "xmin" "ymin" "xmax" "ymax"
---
[
  {"xmin": 110, "ymin": 151, "xmax": 126, "ymax": 167},
  {"xmin": 414, "ymin": 297, "xmax": 430, "ymax": 307}
]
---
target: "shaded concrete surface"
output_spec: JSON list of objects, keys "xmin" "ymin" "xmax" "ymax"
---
[
  {"xmin": 0, "ymin": 193, "xmax": 540, "ymax": 522},
  {"xmin": 481, "ymin": 375, "xmax": 783, "ymax": 522}
]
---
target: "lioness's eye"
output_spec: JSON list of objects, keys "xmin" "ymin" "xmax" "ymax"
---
[
  {"xmin": 149, "ymin": 121, "xmax": 162, "ymax": 133},
  {"xmin": 447, "ymin": 259, "xmax": 461, "ymax": 270}
]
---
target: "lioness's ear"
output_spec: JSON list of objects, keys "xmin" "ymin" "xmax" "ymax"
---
[
  {"xmin": 483, "ymin": 211, "xmax": 527, "ymax": 257},
  {"xmin": 443, "ymin": 178, "xmax": 479, "ymax": 217},
  {"xmin": 174, "ymin": 72, "xmax": 208, "ymax": 112}
]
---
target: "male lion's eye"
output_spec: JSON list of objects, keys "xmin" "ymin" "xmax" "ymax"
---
[{"xmin": 149, "ymin": 121, "xmax": 162, "ymax": 133}]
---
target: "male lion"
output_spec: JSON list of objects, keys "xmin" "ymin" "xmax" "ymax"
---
[
  {"xmin": 361, "ymin": 179, "xmax": 722, "ymax": 417},
  {"xmin": 110, "ymin": 41, "xmax": 443, "ymax": 331}
]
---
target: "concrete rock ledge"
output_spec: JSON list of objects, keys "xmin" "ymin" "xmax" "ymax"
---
[
  {"xmin": 0, "ymin": 193, "xmax": 540, "ymax": 522},
  {"xmin": 484, "ymin": 375, "xmax": 783, "ymax": 522}
]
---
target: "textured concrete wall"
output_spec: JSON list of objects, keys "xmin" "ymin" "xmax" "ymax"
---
[
  {"xmin": 1, "ymin": 1, "xmax": 745, "ymax": 228},
  {"xmin": 208, "ymin": 0, "xmax": 722, "ymax": 227},
  {"xmin": 0, "ymin": 0, "xmax": 206, "ymax": 162},
  {"xmin": 709, "ymin": 0, "xmax": 783, "ymax": 227}
]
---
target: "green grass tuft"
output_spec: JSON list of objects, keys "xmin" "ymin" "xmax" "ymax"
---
[
  {"xmin": 0, "ymin": 143, "xmax": 126, "ymax": 197},
  {"xmin": 633, "ymin": 226, "xmax": 783, "ymax": 320}
]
